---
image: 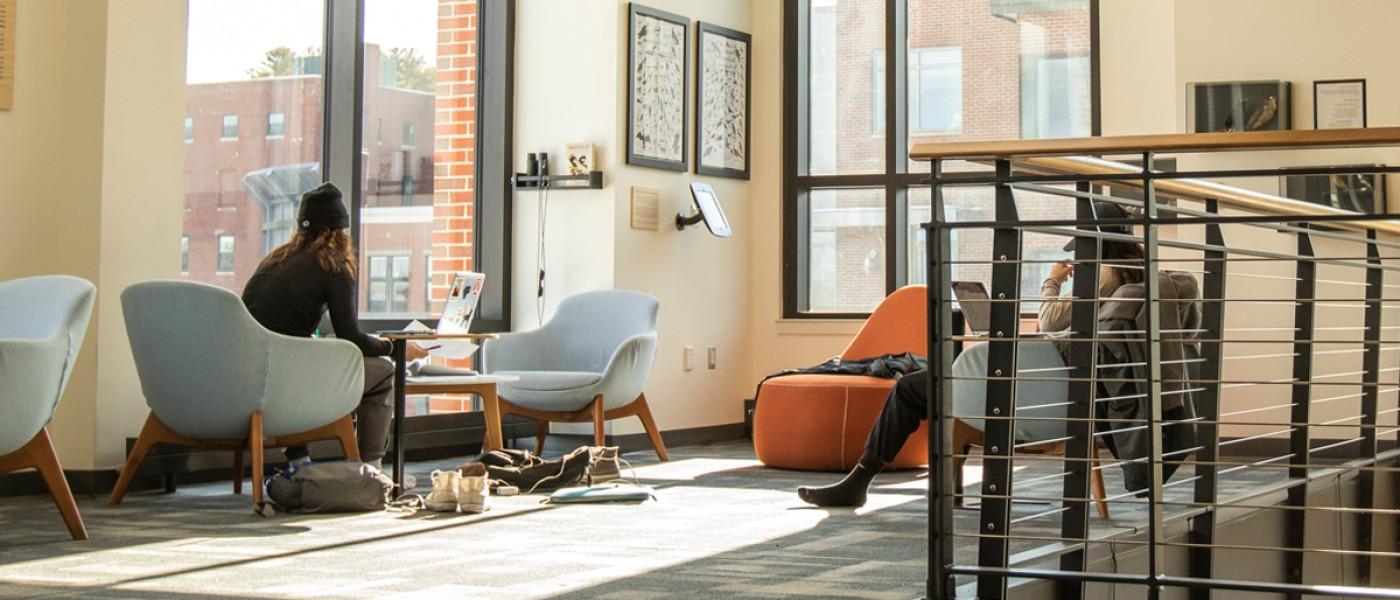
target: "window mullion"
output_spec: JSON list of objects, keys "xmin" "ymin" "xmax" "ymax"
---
[{"xmin": 885, "ymin": 0, "xmax": 908, "ymax": 295}]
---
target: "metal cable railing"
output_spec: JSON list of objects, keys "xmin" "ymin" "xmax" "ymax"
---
[{"xmin": 914, "ymin": 128, "xmax": 1400, "ymax": 599}]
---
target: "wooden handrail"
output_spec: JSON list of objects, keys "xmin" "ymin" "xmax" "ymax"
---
[
  {"xmin": 1018, "ymin": 156, "xmax": 1400, "ymax": 236},
  {"xmin": 910, "ymin": 127, "xmax": 1400, "ymax": 161}
]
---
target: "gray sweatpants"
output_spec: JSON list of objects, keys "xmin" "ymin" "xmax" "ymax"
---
[{"xmin": 285, "ymin": 356, "xmax": 396, "ymax": 463}]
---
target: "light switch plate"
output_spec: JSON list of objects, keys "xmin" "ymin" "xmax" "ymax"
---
[{"xmin": 683, "ymin": 346, "xmax": 695, "ymax": 371}]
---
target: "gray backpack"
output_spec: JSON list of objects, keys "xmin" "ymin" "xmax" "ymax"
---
[{"xmin": 264, "ymin": 462, "xmax": 394, "ymax": 513}]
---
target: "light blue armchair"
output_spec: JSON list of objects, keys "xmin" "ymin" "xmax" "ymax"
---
[
  {"xmin": 110, "ymin": 281, "xmax": 364, "ymax": 507},
  {"xmin": 484, "ymin": 290, "xmax": 666, "ymax": 460},
  {"xmin": 0, "ymin": 276, "xmax": 95, "ymax": 540}
]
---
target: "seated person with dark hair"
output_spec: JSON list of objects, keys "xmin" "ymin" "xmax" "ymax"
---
[{"xmin": 798, "ymin": 204, "xmax": 1196, "ymax": 508}]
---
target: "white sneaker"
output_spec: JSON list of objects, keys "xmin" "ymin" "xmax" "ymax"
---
[
  {"xmin": 424, "ymin": 469, "xmax": 461, "ymax": 512},
  {"xmin": 457, "ymin": 463, "xmax": 491, "ymax": 514}
]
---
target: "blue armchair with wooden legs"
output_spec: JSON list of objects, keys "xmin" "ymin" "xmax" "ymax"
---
[
  {"xmin": 110, "ymin": 281, "xmax": 365, "ymax": 507},
  {"xmin": 484, "ymin": 290, "xmax": 666, "ymax": 460},
  {"xmin": 0, "ymin": 276, "xmax": 96, "ymax": 540}
]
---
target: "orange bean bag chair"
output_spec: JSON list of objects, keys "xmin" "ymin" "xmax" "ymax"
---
[{"xmin": 753, "ymin": 286, "xmax": 929, "ymax": 471}]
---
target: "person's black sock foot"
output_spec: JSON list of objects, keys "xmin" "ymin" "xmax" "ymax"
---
[{"xmin": 797, "ymin": 463, "xmax": 880, "ymax": 507}]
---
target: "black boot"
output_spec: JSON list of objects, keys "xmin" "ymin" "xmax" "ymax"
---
[{"xmin": 797, "ymin": 463, "xmax": 881, "ymax": 508}]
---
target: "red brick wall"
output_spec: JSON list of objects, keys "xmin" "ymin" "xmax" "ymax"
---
[
  {"xmin": 425, "ymin": 0, "xmax": 479, "ymax": 413},
  {"xmin": 431, "ymin": 0, "xmax": 477, "ymax": 313}
]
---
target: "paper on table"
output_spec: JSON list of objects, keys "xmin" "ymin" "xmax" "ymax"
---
[{"xmin": 404, "ymin": 320, "xmax": 479, "ymax": 360}]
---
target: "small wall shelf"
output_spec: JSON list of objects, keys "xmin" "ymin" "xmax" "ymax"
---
[{"xmin": 513, "ymin": 171, "xmax": 603, "ymax": 191}]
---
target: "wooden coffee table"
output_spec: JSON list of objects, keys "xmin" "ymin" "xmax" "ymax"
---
[{"xmin": 382, "ymin": 332, "xmax": 510, "ymax": 488}]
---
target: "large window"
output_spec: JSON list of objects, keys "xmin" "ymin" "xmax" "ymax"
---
[
  {"xmin": 785, "ymin": 0, "xmax": 1097, "ymax": 316},
  {"xmin": 182, "ymin": 0, "xmax": 512, "ymax": 330}
]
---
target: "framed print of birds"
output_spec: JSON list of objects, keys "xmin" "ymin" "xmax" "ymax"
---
[
  {"xmin": 1186, "ymin": 80, "xmax": 1292, "ymax": 134},
  {"xmin": 627, "ymin": 3, "xmax": 689, "ymax": 172}
]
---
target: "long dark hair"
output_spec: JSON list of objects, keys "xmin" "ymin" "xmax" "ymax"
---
[
  {"xmin": 1101, "ymin": 240, "xmax": 1146, "ymax": 286},
  {"xmin": 258, "ymin": 228, "xmax": 357, "ymax": 276}
]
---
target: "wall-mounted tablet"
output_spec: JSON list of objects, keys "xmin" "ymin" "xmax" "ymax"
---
[{"xmin": 677, "ymin": 182, "xmax": 732, "ymax": 237}]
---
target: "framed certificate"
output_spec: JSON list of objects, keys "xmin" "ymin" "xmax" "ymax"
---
[{"xmin": 1313, "ymin": 79, "xmax": 1367, "ymax": 129}]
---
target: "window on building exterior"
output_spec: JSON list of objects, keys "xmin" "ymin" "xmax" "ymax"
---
[
  {"xmin": 221, "ymin": 114, "xmax": 238, "ymax": 140},
  {"xmin": 367, "ymin": 254, "xmax": 412, "ymax": 313},
  {"xmin": 402, "ymin": 122, "xmax": 415, "ymax": 148},
  {"xmin": 216, "ymin": 235, "xmax": 235, "ymax": 274},
  {"xmin": 184, "ymin": 117, "xmax": 193, "ymax": 142},
  {"xmin": 267, "ymin": 112, "xmax": 285, "ymax": 137},
  {"xmin": 180, "ymin": 236, "xmax": 189, "ymax": 273},
  {"xmin": 873, "ymin": 47, "xmax": 963, "ymax": 135},
  {"xmin": 787, "ymin": 0, "xmax": 1096, "ymax": 316}
]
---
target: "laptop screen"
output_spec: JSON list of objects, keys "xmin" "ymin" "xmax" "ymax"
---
[
  {"xmin": 951, "ymin": 281, "xmax": 991, "ymax": 333},
  {"xmin": 440, "ymin": 273, "xmax": 485, "ymax": 334}
]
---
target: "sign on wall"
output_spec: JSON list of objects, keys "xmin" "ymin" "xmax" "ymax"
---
[{"xmin": 0, "ymin": 0, "xmax": 14, "ymax": 110}]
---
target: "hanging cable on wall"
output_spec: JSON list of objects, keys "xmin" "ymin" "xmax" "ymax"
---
[{"xmin": 535, "ymin": 154, "xmax": 550, "ymax": 327}]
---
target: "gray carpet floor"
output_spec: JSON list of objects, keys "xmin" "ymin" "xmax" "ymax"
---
[{"xmin": 0, "ymin": 441, "xmax": 1282, "ymax": 599}]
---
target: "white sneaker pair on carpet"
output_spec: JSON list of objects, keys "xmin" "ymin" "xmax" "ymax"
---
[{"xmin": 424, "ymin": 464, "xmax": 490, "ymax": 513}]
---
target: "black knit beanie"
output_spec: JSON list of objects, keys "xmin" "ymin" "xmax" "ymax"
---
[{"xmin": 298, "ymin": 182, "xmax": 350, "ymax": 231}]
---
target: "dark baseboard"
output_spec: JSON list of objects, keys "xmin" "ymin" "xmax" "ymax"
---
[
  {"xmin": 510, "ymin": 422, "xmax": 747, "ymax": 456},
  {"xmin": 9, "ymin": 426, "xmax": 1368, "ymax": 498},
  {"xmin": 0, "ymin": 419, "xmax": 747, "ymax": 498},
  {"xmin": 0, "ymin": 412, "xmax": 536, "ymax": 498}
]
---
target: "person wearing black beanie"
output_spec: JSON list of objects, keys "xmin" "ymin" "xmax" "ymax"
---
[{"xmin": 241, "ymin": 182, "xmax": 428, "ymax": 469}]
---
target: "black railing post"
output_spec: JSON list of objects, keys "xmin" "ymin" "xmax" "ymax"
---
[
  {"xmin": 1188, "ymin": 199, "xmax": 1228, "ymax": 600},
  {"xmin": 1285, "ymin": 229, "xmax": 1317, "ymax": 600},
  {"xmin": 1056, "ymin": 180, "xmax": 1102, "ymax": 600},
  {"xmin": 1141, "ymin": 152, "xmax": 1165, "ymax": 600},
  {"xmin": 976, "ymin": 159, "xmax": 1022, "ymax": 600},
  {"xmin": 927, "ymin": 158, "xmax": 956, "ymax": 600},
  {"xmin": 1357, "ymin": 229, "xmax": 1382, "ymax": 583}
]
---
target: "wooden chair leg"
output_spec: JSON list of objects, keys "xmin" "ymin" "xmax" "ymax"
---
[
  {"xmin": 534, "ymin": 420, "xmax": 549, "ymax": 455},
  {"xmin": 232, "ymin": 450, "xmax": 244, "ymax": 495},
  {"xmin": 109, "ymin": 413, "xmax": 163, "ymax": 505},
  {"xmin": 1090, "ymin": 454, "xmax": 1110, "ymax": 518},
  {"xmin": 591, "ymin": 395, "xmax": 606, "ymax": 447},
  {"xmin": 12, "ymin": 429, "xmax": 88, "ymax": 541},
  {"xmin": 480, "ymin": 386, "xmax": 504, "ymax": 451},
  {"xmin": 332, "ymin": 414, "xmax": 361, "ymax": 462},
  {"xmin": 249, "ymin": 411, "xmax": 264, "ymax": 507},
  {"xmin": 632, "ymin": 394, "xmax": 668, "ymax": 461}
]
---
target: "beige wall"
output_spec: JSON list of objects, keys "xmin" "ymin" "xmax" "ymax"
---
[
  {"xmin": 513, "ymin": 0, "xmax": 755, "ymax": 436},
  {"xmin": 0, "ymin": 0, "xmax": 185, "ymax": 469},
  {"xmin": 1096, "ymin": 0, "xmax": 1400, "ymax": 437},
  {"xmin": 747, "ymin": 0, "xmax": 862, "ymax": 397}
]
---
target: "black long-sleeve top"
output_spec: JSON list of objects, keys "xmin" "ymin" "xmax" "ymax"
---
[{"xmin": 242, "ymin": 251, "xmax": 392, "ymax": 357}]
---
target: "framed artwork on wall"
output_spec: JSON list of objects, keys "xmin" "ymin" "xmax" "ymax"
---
[
  {"xmin": 694, "ymin": 22, "xmax": 750, "ymax": 180},
  {"xmin": 1185, "ymin": 80, "xmax": 1291, "ymax": 133},
  {"xmin": 627, "ymin": 3, "xmax": 689, "ymax": 172},
  {"xmin": 1313, "ymin": 79, "xmax": 1366, "ymax": 130},
  {"xmin": 1282, "ymin": 166, "xmax": 1386, "ymax": 214}
]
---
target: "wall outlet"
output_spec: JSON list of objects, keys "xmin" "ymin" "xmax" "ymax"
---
[
  {"xmin": 684, "ymin": 346, "xmax": 695, "ymax": 371},
  {"xmin": 707, "ymin": 346, "xmax": 717, "ymax": 370}
]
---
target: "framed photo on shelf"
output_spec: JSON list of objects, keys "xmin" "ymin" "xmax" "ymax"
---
[
  {"xmin": 695, "ymin": 22, "xmax": 751, "ymax": 180},
  {"xmin": 626, "ymin": 3, "xmax": 689, "ymax": 172},
  {"xmin": 565, "ymin": 143, "xmax": 595, "ymax": 175},
  {"xmin": 1185, "ymin": 80, "xmax": 1291, "ymax": 133},
  {"xmin": 1313, "ymin": 79, "xmax": 1366, "ymax": 129}
]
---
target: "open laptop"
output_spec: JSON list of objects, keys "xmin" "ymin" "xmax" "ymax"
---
[
  {"xmin": 951, "ymin": 281, "xmax": 993, "ymax": 333},
  {"xmin": 377, "ymin": 272, "xmax": 485, "ymax": 337}
]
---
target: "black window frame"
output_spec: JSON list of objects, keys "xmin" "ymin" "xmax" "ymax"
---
[
  {"xmin": 782, "ymin": 0, "xmax": 1100, "ymax": 318},
  {"xmin": 320, "ymin": 0, "xmax": 514, "ymax": 335}
]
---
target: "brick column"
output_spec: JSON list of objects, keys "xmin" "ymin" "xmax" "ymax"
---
[
  {"xmin": 427, "ymin": 0, "xmax": 478, "ymax": 412},
  {"xmin": 432, "ymin": 0, "xmax": 477, "ymax": 312}
]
